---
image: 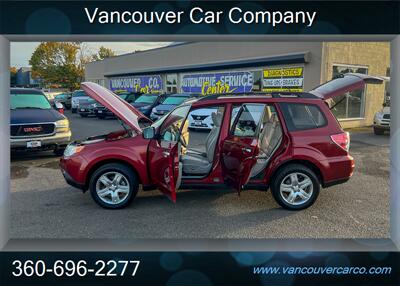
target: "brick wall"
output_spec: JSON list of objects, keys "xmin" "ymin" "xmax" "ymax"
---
[{"xmin": 322, "ymin": 42, "xmax": 390, "ymax": 128}]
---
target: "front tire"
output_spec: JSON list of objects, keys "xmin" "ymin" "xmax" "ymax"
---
[
  {"xmin": 89, "ymin": 163, "xmax": 139, "ymax": 209},
  {"xmin": 271, "ymin": 164, "xmax": 320, "ymax": 210}
]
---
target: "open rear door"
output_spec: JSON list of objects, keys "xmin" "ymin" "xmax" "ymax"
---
[
  {"xmin": 309, "ymin": 73, "xmax": 384, "ymax": 100},
  {"xmin": 221, "ymin": 104, "xmax": 264, "ymax": 195},
  {"xmin": 221, "ymin": 137, "xmax": 259, "ymax": 195}
]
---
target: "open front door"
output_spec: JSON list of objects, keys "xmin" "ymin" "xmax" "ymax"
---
[
  {"xmin": 221, "ymin": 104, "xmax": 265, "ymax": 195},
  {"xmin": 148, "ymin": 139, "xmax": 180, "ymax": 202},
  {"xmin": 147, "ymin": 105, "xmax": 190, "ymax": 202}
]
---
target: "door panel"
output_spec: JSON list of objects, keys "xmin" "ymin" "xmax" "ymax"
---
[
  {"xmin": 148, "ymin": 139, "xmax": 178, "ymax": 202},
  {"xmin": 221, "ymin": 136, "xmax": 259, "ymax": 194},
  {"xmin": 221, "ymin": 104, "xmax": 265, "ymax": 194},
  {"xmin": 147, "ymin": 105, "xmax": 190, "ymax": 202}
]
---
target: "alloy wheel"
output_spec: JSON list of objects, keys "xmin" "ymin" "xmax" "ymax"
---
[
  {"xmin": 279, "ymin": 172, "xmax": 313, "ymax": 206},
  {"xmin": 95, "ymin": 171, "xmax": 130, "ymax": 205}
]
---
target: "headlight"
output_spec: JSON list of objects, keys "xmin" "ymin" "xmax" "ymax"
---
[
  {"xmin": 151, "ymin": 107, "xmax": 157, "ymax": 114},
  {"xmin": 375, "ymin": 112, "xmax": 383, "ymax": 120},
  {"xmin": 63, "ymin": 144, "xmax": 84, "ymax": 157},
  {"xmin": 55, "ymin": 119, "xmax": 70, "ymax": 133}
]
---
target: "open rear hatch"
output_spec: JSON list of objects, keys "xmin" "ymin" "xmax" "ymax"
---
[
  {"xmin": 81, "ymin": 82, "xmax": 151, "ymax": 134},
  {"xmin": 309, "ymin": 73, "xmax": 385, "ymax": 104}
]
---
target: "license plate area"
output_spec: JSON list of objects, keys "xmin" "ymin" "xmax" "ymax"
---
[{"xmin": 27, "ymin": 141, "xmax": 41, "ymax": 148}]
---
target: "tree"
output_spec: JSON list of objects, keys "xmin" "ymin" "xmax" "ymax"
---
[
  {"xmin": 91, "ymin": 46, "xmax": 116, "ymax": 61},
  {"xmin": 10, "ymin": 67, "xmax": 17, "ymax": 85},
  {"xmin": 29, "ymin": 42, "xmax": 86, "ymax": 91}
]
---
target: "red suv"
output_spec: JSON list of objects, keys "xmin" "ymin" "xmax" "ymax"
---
[{"xmin": 60, "ymin": 74, "xmax": 382, "ymax": 210}]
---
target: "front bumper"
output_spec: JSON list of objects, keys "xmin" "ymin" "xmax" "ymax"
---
[
  {"xmin": 11, "ymin": 131, "xmax": 71, "ymax": 149},
  {"xmin": 78, "ymin": 107, "xmax": 95, "ymax": 115},
  {"xmin": 373, "ymin": 124, "xmax": 390, "ymax": 131},
  {"xmin": 61, "ymin": 168, "xmax": 86, "ymax": 191}
]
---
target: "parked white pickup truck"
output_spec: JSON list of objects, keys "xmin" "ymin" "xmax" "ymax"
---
[{"xmin": 373, "ymin": 105, "xmax": 390, "ymax": 135}]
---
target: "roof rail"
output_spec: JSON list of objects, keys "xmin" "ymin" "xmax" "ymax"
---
[{"xmin": 197, "ymin": 91, "xmax": 318, "ymax": 101}]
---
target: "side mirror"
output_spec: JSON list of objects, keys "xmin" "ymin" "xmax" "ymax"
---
[
  {"xmin": 142, "ymin": 126, "xmax": 156, "ymax": 139},
  {"xmin": 54, "ymin": 101, "xmax": 64, "ymax": 114}
]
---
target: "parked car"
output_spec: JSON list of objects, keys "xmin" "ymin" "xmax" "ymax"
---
[
  {"xmin": 150, "ymin": 93, "xmax": 197, "ymax": 121},
  {"xmin": 131, "ymin": 93, "xmax": 166, "ymax": 117},
  {"xmin": 11, "ymin": 88, "xmax": 71, "ymax": 156},
  {"xmin": 54, "ymin": 92, "xmax": 72, "ymax": 109},
  {"xmin": 60, "ymin": 74, "xmax": 383, "ymax": 210},
  {"xmin": 188, "ymin": 107, "xmax": 218, "ymax": 130},
  {"xmin": 71, "ymin": 90, "xmax": 89, "ymax": 113},
  {"xmin": 373, "ymin": 103, "xmax": 390, "ymax": 135},
  {"xmin": 94, "ymin": 91, "xmax": 140, "ymax": 119},
  {"xmin": 78, "ymin": 97, "xmax": 97, "ymax": 117}
]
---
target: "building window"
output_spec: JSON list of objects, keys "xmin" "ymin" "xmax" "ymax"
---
[
  {"xmin": 331, "ymin": 64, "xmax": 368, "ymax": 119},
  {"xmin": 166, "ymin": 74, "xmax": 178, "ymax": 93},
  {"xmin": 252, "ymin": 70, "xmax": 262, "ymax": 91}
]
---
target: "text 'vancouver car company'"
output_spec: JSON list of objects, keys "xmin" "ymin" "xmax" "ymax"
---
[{"xmin": 59, "ymin": 74, "xmax": 383, "ymax": 210}]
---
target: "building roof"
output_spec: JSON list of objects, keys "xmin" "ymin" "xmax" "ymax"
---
[{"xmin": 104, "ymin": 51, "xmax": 310, "ymax": 77}]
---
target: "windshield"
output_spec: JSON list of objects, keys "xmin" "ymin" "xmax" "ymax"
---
[
  {"xmin": 72, "ymin": 90, "xmax": 87, "ymax": 97},
  {"xmin": 11, "ymin": 93, "xmax": 52, "ymax": 110},
  {"xmin": 135, "ymin": 95, "xmax": 158, "ymax": 104},
  {"xmin": 162, "ymin": 96, "xmax": 188, "ymax": 105}
]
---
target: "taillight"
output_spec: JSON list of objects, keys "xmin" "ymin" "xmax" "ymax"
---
[
  {"xmin": 58, "ymin": 108, "xmax": 64, "ymax": 114},
  {"xmin": 330, "ymin": 132, "xmax": 350, "ymax": 152}
]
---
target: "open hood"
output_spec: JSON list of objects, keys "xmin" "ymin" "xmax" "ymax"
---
[
  {"xmin": 309, "ymin": 73, "xmax": 385, "ymax": 100},
  {"xmin": 81, "ymin": 82, "xmax": 150, "ymax": 134}
]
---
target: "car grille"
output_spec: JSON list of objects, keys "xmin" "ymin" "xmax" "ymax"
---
[
  {"xmin": 191, "ymin": 115, "xmax": 208, "ymax": 120},
  {"xmin": 383, "ymin": 114, "xmax": 390, "ymax": 120},
  {"xmin": 10, "ymin": 123, "xmax": 55, "ymax": 137}
]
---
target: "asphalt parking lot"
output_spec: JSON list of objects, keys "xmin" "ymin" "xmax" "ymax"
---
[{"xmin": 10, "ymin": 110, "xmax": 389, "ymax": 239}]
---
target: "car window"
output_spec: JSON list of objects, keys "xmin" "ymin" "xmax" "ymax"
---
[
  {"xmin": 135, "ymin": 95, "xmax": 158, "ymax": 104},
  {"xmin": 279, "ymin": 103, "xmax": 327, "ymax": 131},
  {"xmin": 231, "ymin": 104, "xmax": 266, "ymax": 137},
  {"xmin": 159, "ymin": 105, "xmax": 191, "ymax": 142},
  {"xmin": 11, "ymin": 93, "xmax": 52, "ymax": 110},
  {"xmin": 162, "ymin": 96, "xmax": 188, "ymax": 105}
]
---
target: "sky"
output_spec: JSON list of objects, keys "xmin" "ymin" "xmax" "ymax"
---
[{"xmin": 10, "ymin": 42, "xmax": 173, "ymax": 68}]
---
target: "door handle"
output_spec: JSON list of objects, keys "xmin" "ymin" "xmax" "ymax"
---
[
  {"xmin": 242, "ymin": 147, "xmax": 252, "ymax": 154},
  {"xmin": 163, "ymin": 151, "xmax": 170, "ymax": 157}
]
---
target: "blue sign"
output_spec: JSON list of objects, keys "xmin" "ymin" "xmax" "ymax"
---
[
  {"xmin": 181, "ymin": 71, "xmax": 253, "ymax": 95},
  {"xmin": 109, "ymin": 75, "xmax": 163, "ymax": 93}
]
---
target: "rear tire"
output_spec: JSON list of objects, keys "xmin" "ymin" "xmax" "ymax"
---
[
  {"xmin": 89, "ymin": 163, "xmax": 139, "ymax": 209},
  {"xmin": 374, "ymin": 127, "xmax": 384, "ymax": 135},
  {"xmin": 271, "ymin": 164, "xmax": 320, "ymax": 210}
]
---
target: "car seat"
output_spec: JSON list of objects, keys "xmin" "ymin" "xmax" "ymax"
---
[
  {"xmin": 249, "ymin": 110, "xmax": 282, "ymax": 178},
  {"xmin": 181, "ymin": 112, "xmax": 223, "ymax": 175}
]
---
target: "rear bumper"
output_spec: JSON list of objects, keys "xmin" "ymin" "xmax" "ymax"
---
[
  {"xmin": 322, "ymin": 155, "xmax": 355, "ymax": 187},
  {"xmin": 11, "ymin": 131, "xmax": 71, "ymax": 149}
]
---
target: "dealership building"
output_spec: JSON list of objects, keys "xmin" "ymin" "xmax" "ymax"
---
[{"xmin": 85, "ymin": 42, "xmax": 390, "ymax": 128}]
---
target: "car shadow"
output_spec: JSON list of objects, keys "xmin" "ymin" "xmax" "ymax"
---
[{"xmin": 10, "ymin": 185, "xmax": 296, "ymax": 239}]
